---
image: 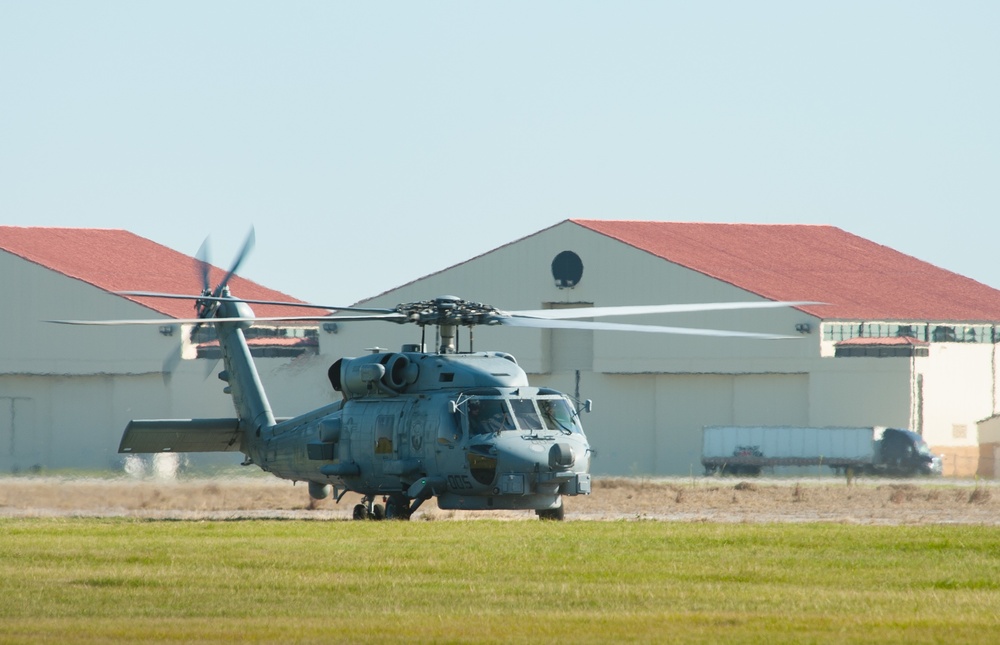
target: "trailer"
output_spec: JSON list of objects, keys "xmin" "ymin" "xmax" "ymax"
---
[{"xmin": 701, "ymin": 426, "xmax": 942, "ymax": 477}]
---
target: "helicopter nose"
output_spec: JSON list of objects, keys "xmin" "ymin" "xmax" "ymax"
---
[
  {"xmin": 495, "ymin": 440, "xmax": 580, "ymax": 475},
  {"xmin": 548, "ymin": 443, "xmax": 575, "ymax": 469}
]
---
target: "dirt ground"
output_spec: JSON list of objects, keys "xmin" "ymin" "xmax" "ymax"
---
[{"xmin": 2, "ymin": 475, "xmax": 998, "ymax": 524}]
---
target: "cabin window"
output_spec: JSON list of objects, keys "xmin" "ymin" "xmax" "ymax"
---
[{"xmin": 375, "ymin": 415, "xmax": 394, "ymax": 454}]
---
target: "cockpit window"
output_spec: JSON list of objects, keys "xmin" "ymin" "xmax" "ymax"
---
[
  {"xmin": 467, "ymin": 399, "xmax": 514, "ymax": 435},
  {"xmin": 539, "ymin": 398, "xmax": 582, "ymax": 434},
  {"xmin": 510, "ymin": 399, "xmax": 543, "ymax": 431}
]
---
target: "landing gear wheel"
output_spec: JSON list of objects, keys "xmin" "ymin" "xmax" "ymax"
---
[
  {"xmin": 372, "ymin": 504, "xmax": 385, "ymax": 521},
  {"xmin": 352, "ymin": 503, "xmax": 368, "ymax": 521},
  {"xmin": 536, "ymin": 505, "xmax": 565, "ymax": 521},
  {"xmin": 385, "ymin": 495, "xmax": 412, "ymax": 521}
]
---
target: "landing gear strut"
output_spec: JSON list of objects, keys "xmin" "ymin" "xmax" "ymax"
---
[{"xmin": 352, "ymin": 496, "xmax": 385, "ymax": 520}]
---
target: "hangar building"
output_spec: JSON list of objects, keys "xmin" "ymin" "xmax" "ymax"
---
[{"xmin": 328, "ymin": 220, "xmax": 1000, "ymax": 478}]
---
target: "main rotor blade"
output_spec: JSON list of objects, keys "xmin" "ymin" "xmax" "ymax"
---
[
  {"xmin": 213, "ymin": 227, "xmax": 256, "ymax": 297},
  {"xmin": 506, "ymin": 301, "xmax": 822, "ymax": 320},
  {"xmin": 496, "ymin": 315, "xmax": 797, "ymax": 339},
  {"xmin": 117, "ymin": 291, "xmax": 395, "ymax": 314},
  {"xmin": 47, "ymin": 313, "xmax": 407, "ymax": 326}
]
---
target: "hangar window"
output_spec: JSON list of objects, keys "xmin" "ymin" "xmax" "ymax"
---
[
  {"xmin": 824, "ymin": 322, "xmax": 995, "ymax": 345},
  {"xmin": 551, "ymin": 251, "xmax": 583, "ymax": 288},
  {"xmin": 931, "ymin": 326, "xmax": 956, "ymax": 342},
  {"xmin": 834, "ymin": 345, "xmax": 929, "ymax": 358}
]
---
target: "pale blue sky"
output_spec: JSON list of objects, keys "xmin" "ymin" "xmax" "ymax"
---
[{"xmin": 2, "ymin": 2, "xmax": 997, "ymax": 305}]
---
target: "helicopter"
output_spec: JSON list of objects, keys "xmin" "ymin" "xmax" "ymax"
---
[{"xmin": 53, "ymin": 231, "xmax": 815, "ymax": 521}]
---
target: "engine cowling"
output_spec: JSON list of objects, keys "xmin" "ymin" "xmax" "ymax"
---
[{"xmin": 332, "ymin": 353, "xmax": 419, "ymax": 398}]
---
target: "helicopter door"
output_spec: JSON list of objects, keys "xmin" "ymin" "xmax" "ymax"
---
[{"xmin": 364, "ymin": 400, "xmax": 413, "ymax": 481}]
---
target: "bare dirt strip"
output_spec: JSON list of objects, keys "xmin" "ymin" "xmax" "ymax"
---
[{"xmin": 2, "ymin": 476, "xmax": 998, "ymax": 524}]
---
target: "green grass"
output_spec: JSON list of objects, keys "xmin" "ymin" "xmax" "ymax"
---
[{"xmin": 1, "ymin": 519, "xmax": 999, "ymax": 643}]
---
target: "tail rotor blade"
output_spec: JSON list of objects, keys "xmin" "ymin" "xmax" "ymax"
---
[{"xmin": 214, "ymin": 227, "xmax": 255, "ymax": 297}]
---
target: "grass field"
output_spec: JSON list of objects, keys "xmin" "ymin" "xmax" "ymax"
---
[{"xmin": 1, "ymin": 519, "xmax": 999, "ymax": 643}]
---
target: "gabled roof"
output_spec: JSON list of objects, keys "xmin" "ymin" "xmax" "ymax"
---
[
  {"xmin": 571, "ymin": 220, "xmax": 1000, "ymax": 322},
  {"xmin": 0, "ymin": 227, "xmax": 327, "ymax": 319}
]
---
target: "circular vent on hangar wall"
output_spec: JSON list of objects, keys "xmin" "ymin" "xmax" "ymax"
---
[{"xmin": 551, "ymin": 251, "xmax": 583, "ymax": 288}]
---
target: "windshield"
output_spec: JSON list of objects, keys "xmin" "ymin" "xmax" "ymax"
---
[
  {"xmin": 538, "ymin": 398, "xmax": 581, "ymax": 434},
  {"xmin": 510, "ymin": 399, "xmax": 543, "ymax": 431},
  {"xmin": 466, "ymin": 396, "xmax": 582, "ymax": 435},
  {"xmin": 900, "ymin": 429, "xmax": 933, "ymax": 456}
]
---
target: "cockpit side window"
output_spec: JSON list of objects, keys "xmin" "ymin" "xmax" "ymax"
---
[
  {"xmin": 467, "ymin": 398, "xmax": 514, "ymax": 435},
  {"xmin": 539, "ymin": 398, "xmax": 582, "ymax": 434}
]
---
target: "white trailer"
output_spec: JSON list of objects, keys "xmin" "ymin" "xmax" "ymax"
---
[{"xmin": 701, "ymin": 425, "xmax": 941, "ymax": 476}]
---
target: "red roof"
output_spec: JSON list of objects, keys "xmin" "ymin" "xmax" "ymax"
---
[
  {"xmin": 572, "ymin": 220, "xmax": 1000, "ymax": 322},
  {"xmin": 0, "ymin": 227, "xmax": 328, "ymax": 320}
]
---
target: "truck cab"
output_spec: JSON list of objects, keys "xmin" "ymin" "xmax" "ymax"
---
[{"xmin": 878, "ymin": 428, "xmax": 942, "ymax": 476}]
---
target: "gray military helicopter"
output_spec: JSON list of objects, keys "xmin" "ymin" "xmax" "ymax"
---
[{"xmin": 55, "ymin": 232, "xmax": 813, "ymax": 520}]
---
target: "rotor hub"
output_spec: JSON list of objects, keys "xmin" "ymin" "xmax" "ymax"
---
[{"xmin": 394, "ymin": 296, "xmax": 503, "ymax": 328}]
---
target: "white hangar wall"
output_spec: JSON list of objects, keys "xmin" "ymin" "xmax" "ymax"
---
[
  {"xmin": 918, "ymin": 344, "xmax": 1000, "ymax": 476},
  {"xmin": 0, "ymin": 354, "xmax": 337, "ymax": 473}
]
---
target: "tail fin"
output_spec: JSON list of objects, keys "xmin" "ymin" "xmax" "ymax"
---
[{"xmin": 215, "ymin": 314, "xmax": 277, "ymax": 437}]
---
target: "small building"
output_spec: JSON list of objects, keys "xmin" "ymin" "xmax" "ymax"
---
[{"xmin": 325, "ymin": 219, "xmax": 1000, "ymax": 477}]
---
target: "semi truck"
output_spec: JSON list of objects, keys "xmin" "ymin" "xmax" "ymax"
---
[{"xmin": 701, "ymin": 426, "xmax": 942, "ymax": 477}]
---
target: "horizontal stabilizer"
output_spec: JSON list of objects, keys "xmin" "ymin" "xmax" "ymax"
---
[{"xmin": 119, "ymin": 418, "xmax": 242, "ymax": 454}]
